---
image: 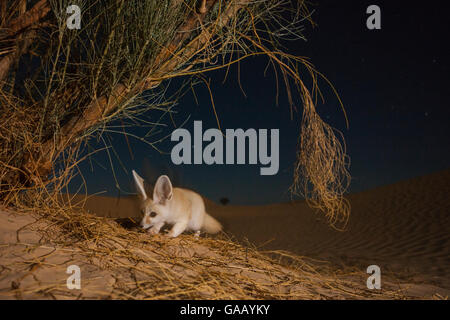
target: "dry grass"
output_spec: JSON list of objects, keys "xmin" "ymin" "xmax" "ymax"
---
[
  {"xmin": 1, "ymin": 198, "xmax": 435, "ymax": 300},
  {"xmin": 291, "ymin": 90, "xmax": 351, "ymax": 230}
]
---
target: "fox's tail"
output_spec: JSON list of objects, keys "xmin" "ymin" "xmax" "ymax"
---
[{"xmin": 202, "ymin": 213, "xmax": 222, "ymax": 234}]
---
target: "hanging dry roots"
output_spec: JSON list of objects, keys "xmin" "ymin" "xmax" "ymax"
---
[{"xmin": 290, "ymin": 90, "xmax": 351, "ymax": 230}]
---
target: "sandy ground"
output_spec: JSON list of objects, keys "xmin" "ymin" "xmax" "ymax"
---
[
  {"xmin": 0, "ymin": 170, "xmax": 448, "ymax": 298},
  {"xmin": 69, "ymin": 169, "xmax": 449, "ymax": 295},
  {"xmin": 0, "ymin": 207, "xmax": 116, "ymax": 299},
  {"xmin": 1, "ymin": 206, "xmax": 415, "ymax": 300}
]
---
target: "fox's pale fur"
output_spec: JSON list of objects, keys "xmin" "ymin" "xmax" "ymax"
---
[{"xmin": 132, "ymin": 170, "xmax": 222, "ymax": 238}]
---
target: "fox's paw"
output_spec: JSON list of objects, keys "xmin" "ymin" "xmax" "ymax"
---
[
  {"xmin": 166, "ymin": 229, "xmax": 184, "ymax": 238},
  {"xmin": 147, "ymin": 227, "xmax": 160, "ymax": 235},
  {"xmin": 166, "ymin": 230, "xmax": 177, "ymax": 238}
]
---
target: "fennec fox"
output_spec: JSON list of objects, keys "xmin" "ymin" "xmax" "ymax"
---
[{"xmin": 132, "ymin": 170, "xmax": 222, "ymax": 238}]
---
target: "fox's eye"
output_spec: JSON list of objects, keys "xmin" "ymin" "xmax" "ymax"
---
[
  {"xmin": 150, "ymin": 212, "xmax": 157, "ymax": 218},
  {"xmin": 140, "ymin": 209, "xmax": 145, "ymax": 216}
]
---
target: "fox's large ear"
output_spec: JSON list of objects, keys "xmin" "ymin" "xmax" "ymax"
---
[
  {"xmin": 132, "ymin": 170, "xmax": 147, "ymax": 201},
  {"xmin": 153, "ymin": 175, "xmax": 173, "ymax": 204}
]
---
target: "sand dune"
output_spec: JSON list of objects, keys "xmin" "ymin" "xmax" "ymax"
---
[
  {"xmin": 68, "ymin": 169, "xmax": 450, "ymax": 293},
  {"xmin": 214, "ymin": 170, "xmax": 450, "ymax": 291}
]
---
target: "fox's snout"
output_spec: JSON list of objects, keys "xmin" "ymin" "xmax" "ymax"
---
[{"xmin": 140, "ymin": 215, "xmax": 153, "ymax": 229}]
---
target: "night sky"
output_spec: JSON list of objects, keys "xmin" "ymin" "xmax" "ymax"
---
[{"xmin": 70, "ymin": 1, "xmax": 450, "ymax": 205}]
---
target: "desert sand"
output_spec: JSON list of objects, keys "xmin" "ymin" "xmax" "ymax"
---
[
  {"xmin": 213, "ymin": 169, "xmax": 450, "ymax": 292},
  {"xmin": 74, "ymin": 170, "xmax": 450, "ymax": 289},
  {"xmin": 0, "ymin": 170, "xmax": 449, "ymax": 299},
  {"xmin": 72, "ymin": 169, "xmax": 450, "ymax": 295}
]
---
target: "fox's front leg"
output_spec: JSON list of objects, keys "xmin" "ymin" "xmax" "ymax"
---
[
  {"xmin": 167, "ymin": 219, "xmax": 188, "ymax": 238},
  {"xmin": 148, "ymin": 221, "xmax": 164, "ymax": 235}
]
